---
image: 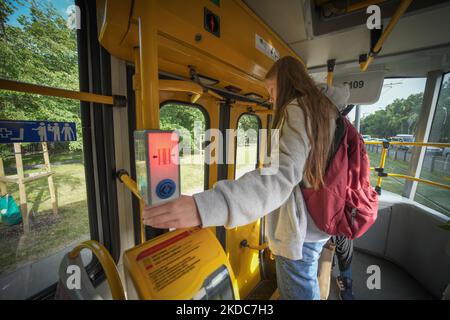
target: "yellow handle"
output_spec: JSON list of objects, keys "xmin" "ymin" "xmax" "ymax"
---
[
  {"xmin": 118, "ymin": 172, "xmax": 143, "ymax": 201},
  {"xmin": 69, "ymin": 240, "xmax": 126, "ymax": 300}
]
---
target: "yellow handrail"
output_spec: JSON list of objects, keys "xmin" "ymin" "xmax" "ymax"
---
[
  {"xmin": 360, "ymin": 0, "xmax": 413, "ymax": 72},
  {"xmin": 0, "ymin": 78, "xmax": 115, "ymax": 105},
  {"xmin": 387, "ymin": 173, "xmax": 450, "ymax": 191},
  {"xmin": 69, "ymin": 240, "xmax": 126, "ymax": 300},
  {"xmin": 365, "ymin": 141, "xmax": 450, "ymax": 148},
  {"xmin": 365, "ymin": 140, "xmax": 450, "ymax": 193}
]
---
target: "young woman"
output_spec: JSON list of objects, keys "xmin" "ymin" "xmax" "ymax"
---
[{"xmin": 143, "ymin": 56, "xmax": 350, "ymax": 300}]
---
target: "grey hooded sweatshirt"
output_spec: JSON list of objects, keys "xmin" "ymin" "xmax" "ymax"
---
[{"xmin": 193, "ymin": 84, "xmax": 350, "ymax": 260}]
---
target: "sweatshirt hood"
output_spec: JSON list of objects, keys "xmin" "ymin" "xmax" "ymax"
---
[{"xmin": 317, "ymin": 83, "xmax": 350, "ymax": 111}]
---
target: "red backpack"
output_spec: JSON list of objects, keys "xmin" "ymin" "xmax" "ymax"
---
[{"xmin": 301, "ymin": 115, "xmax": 378, "ymax": 240}]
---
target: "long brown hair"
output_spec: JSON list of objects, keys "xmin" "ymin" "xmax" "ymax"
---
[{"xmin": 266, "ymin": 56, "xmax": 337, "ymax": 190}]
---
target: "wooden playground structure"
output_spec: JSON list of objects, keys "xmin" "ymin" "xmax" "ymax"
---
[{"xmin": 0, "ymin": 142, "xmax": 58, "ymax": 233}]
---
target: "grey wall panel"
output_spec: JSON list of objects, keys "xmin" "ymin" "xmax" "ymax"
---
[{"xmin": 385, "ymin": 203, "xmax": 450, "ymax": 298}]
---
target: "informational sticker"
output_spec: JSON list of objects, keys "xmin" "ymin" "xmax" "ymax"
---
[
  {"xmin": 123, "ymin": 227, "xmax": 237, "ymax": 300},
  {"xmin": 136, "ymin": 229, "xmax": 201, "ymax": 292},
  {"xmin": 0, "ymin": 120, "xmax": 77, "ymax": 144},
  {"xmin": 255, "ymin": 34, "xmax": 280, "ymax": 61},
  {"xmin": 333, "ymin": 71, "xmax": 384, "ymax": 105}
]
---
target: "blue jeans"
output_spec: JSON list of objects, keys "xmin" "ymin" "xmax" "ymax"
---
[{"xmin": 275, "ymin": 240, "xmax": 328, "ymax": 300}]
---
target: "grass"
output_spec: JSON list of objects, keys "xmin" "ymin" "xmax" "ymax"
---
[
  {"xmin": 180, "ymin": 153, "xmax": 205, "ymax": 195},
  {"xmin": 236, "ymin": 144, "xmax": 258, "ymax": 179},
  {"xmin": 3, "ymin": 151, "xmax": 83, "ymax": 172},
  {"xmin": 0, "ymin": 152, "xmax": 89, "ymax": 274}
]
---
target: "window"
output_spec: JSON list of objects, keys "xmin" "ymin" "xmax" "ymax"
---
[
  {"xmin": 414, "ymin": 73, "xmax": 450, "ymax": 215},
  {"xmin": 160, "ymin": 102, "xmax": 208, "ymax": 195},
  {"xmin": 0, "ymin": 0, "xmax": 79, "ymax": 91},
  {"xmin": 235, "ymin": 114, "xmax": 261, "ymax": 179},
  {"xmin": 356, "ymin": 78, "xmax": 427, "ymax": 196},
  {"xmin": 0, "ymin": 0, "xmax": 91, "ymax": 299}
]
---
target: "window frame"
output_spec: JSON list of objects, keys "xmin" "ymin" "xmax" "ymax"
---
[{"xmin": 411, "ymin": 71, "xmax": 450, "ymax": 213}]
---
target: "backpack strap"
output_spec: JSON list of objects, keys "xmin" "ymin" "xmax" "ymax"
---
[
  {"xmin": 326, "ymin": 115, "xmax": 346, "ymax": 171},
  {"xmin": 299, "ymin": 114, "xmax": 347, "ymax": 188},
  {"xmin": 341, "ymin": 104, "xmax": 355, "ymax": 117}
]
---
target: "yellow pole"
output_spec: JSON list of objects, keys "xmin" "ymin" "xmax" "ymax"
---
[
  {"xmin": 360, "ymin": 0, "xmax": 413, "ymax": 71},
  {"xmin": 133, "ymin": 47, "xmax": 144, "ymax": 130},
  {"xmin": 327, "ymin": 72, "xmax": 334, "ymax": 87},
  {"xmin": 138, "ymin": 0, "xmax": 160, "ymax": 129},
  {"xmin": 134, "ymin": 0, "xmax": 160, "ymax": 243},
  {"xmin": 376, "ymin": 146, "xmax": 388, "ymax": 190},
  {"xmin": 347, "ymin": 0, "xmax": 387, "ymax": 13},
  {"xmin": 327, "ymin": 59, "xmax": 335, "ymax": 87}
]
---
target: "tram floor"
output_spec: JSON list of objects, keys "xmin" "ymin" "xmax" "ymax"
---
[
  {"xmin": 246, "ymin": 249, "xmax": 434, "ymax": 300},
  {"xmin": 328, "ymin": 249, "xmax": 434, "ymax": 300}
]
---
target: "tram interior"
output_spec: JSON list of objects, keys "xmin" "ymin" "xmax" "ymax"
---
[{"xmin": 0, "ymin": 0, "xmax": 449, "ymax": 300}]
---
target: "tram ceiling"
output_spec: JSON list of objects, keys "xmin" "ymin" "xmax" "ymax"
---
[{"xmin": 244, "ymin": 0, "xmax": 450, "ymax": 74}]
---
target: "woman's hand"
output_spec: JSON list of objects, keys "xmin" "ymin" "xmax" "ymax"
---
[{"xmin": 143, "ymin": 195, "xmax": 202, "ymax": 229}]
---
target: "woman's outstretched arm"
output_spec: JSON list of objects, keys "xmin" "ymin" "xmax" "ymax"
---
[{"xmin": 143, "ymin": 103, "xmax": 311, "ymax": 229}]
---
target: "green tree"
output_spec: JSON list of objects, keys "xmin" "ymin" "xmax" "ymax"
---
[
  {"xmin": 0, "ymin": 1, "xmax": 81, "ymax": 157},
  {"xmin": 0, "ymin": 0, "xmax": 21, "ymax": 36},
  {"xmin": 429, "ymin": 76, "xmax": 450, "ymax": 143},
  {"xmin": 361, "ymin": 93, "xmax": 424, "ymax": 138},
  {"xmin": 160, "ymin": 104, "xmax": 206, "ymax": 151},
  {"xmin": 238, "ymin": 114, "xmax": 260, "ymax": 132}
]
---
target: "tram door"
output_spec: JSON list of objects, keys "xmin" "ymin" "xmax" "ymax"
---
[
  {"xmin": 156, "ymin": 89, "xmax": 220, "ymax": 227},
  {"xmin": 225, "ymin": 103, "xmax": 268, "ymax": 299},
  {"xmin": 156, "ymin": 90, "xmax": 270, "ymax": 298}
]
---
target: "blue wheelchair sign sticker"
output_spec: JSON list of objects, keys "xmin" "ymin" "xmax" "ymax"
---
[{"xmin": 0, "ymin": 120, "xmax": 77, "ymax": 144}]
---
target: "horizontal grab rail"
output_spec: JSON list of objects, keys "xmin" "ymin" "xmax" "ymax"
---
[
  {"xmin": 0, "ymin": 78, "xmax": 127, "ymax": 106},
  {"xmin": 365, "ymin": 140, "xmax": 450, "ymax": 194},
  {"xmin": 364, "ymin": 141, "xmax": 450, "ymax": 148}
]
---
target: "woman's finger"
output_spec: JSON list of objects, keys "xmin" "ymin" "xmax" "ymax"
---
[
  {"xmin": 143, "ymin": 202, "xmax": 173, "ymax": 219},
  {"xmin": 143, "ymin": 215, "xmax": 172, "ymax": 226},
  {"xmin": 144, "ymin": 218, "xmax": 180, "ymax": 229}
]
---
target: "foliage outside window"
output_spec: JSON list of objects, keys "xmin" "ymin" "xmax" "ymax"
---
[
  {"xmin": 359, "ymin": 78, "xmax": 426, "ymax": 197},
  {"xmin": 235, "ymin": 114, "xmax": 260, "ymax": 180},
  {"xmin": 0, "ymin": 0, "xmax": 90, "ymax": 299},
  {"xmin": 160, "ymin": 103, "xmax": 206, "ymax": 195}
]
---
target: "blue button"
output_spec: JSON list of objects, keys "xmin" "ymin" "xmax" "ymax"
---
[{"xmin": 156, "ymin": 179, "xmax": 176, "ymax": 199}]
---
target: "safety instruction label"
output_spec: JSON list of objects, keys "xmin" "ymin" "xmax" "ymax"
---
[
  {"xmin": 0, "ymin": 120, "xmax": 76, "ymax": 144},
  {"xmin": 255, "ymin": 34, "xmax": 280, "ymax": 61},
  {"xmin": 137, "ymin": 228, "xmax": 202, "ymax": 292}
]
